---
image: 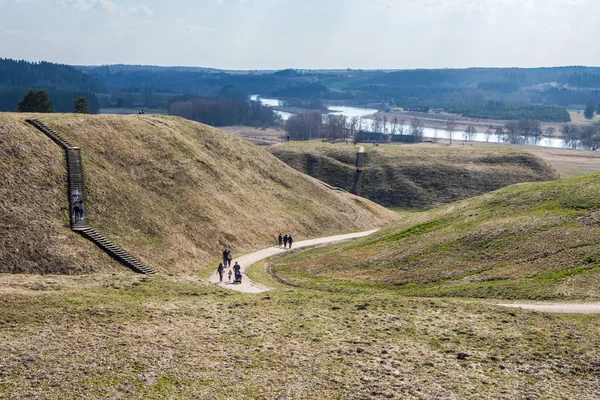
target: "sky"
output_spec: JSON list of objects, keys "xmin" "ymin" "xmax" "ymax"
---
[{"xmin": 0, "ymin": 0, "xmax": 598, "ymax": 70}]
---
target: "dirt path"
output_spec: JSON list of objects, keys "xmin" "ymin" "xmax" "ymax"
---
[
  {"xmin": 209, "ymin": 230, "xmax": 378, "ymax": 293},
  {"xmin": 495, "ymin": 302, "xmax": 600, "ymax": 314}
]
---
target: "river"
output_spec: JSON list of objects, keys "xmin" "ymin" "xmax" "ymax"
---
[{"xmin": 250, "ymin": 95, "xmax": 578, "ymax": 149}]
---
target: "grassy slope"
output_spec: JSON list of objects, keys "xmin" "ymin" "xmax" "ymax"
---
[
  {"xmin": 269, "ymin": 142, "xmax": 560, "ymax": 209},
  {"xmin": 275, "ymin": 173, "xmax": 600, "ymax": 300},
  {"xmin": 0, "ymin": 114, "xmax": 123, "ymax": 274},
  {"xmin": 1, "ymin": 273, "xmax": 599, "ymax": 399},
  {"xmin": 0, "ymin": 113, "xmax": 396, "ymax": 274}
]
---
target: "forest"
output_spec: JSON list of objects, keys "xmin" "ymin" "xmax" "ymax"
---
[{"xmin": 168, "ymin": 96, "xmax": 279, "ymax": 127}]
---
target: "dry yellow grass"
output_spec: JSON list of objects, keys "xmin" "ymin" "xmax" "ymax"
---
[
  {"xmin": 270, "ymin": 141, "xmax": 560, "ymax": 209},
  {"xmin": 1, "ymin": 273, "xmax": 599, "ymax": 399},
  {"xmin": 0, "ymin": 113, "xmax": 397, "ymax": 274}
]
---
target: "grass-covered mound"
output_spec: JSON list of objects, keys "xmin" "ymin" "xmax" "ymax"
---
[
  {"xmin": 0, "ymin": 113, "xmax": 396, "ymax": 274},
  {"xmin": 274, "ymin": 174, "xmax": 600, "ymax": 299},
  {"xmin": 269, "ymin": 142, "xmax": 560, "ymax": 209}
]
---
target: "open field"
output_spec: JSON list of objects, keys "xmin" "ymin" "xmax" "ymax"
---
[
  {"xmin": 273, "ymin": 173, "xmax": 600, "ymax": 300},
  {"xmin": 1, "ymin": 271, "xmax": 599, "ymax": 399},
  {"xmin": 0, "ymin": 113, "xmax": 396, "ymax": 274},
  {"xmin": 569, "ymin": 110, "xmax": 600, "ymax": 125},
  {"xmin": 220, "ymin": 125, "xmax": 285, "ymax": 145},
  {"xmin": 99, "ymin": 108, "xmax": 168, "ymax": 115},
  {"xmin": 269, "ymin": 141, "xmax": 559, "ymax": 209}
]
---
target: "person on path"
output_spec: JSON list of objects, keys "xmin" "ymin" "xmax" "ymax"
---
[
  {"xmin": 228, "ymin": 269, "xmax": 232, "ymax": 282},
  {"xmin": 227, "ymin": 251, "xmax": 233, "ymax": 268},
  {"xmin": 288, "ymin": 234, "xmax": 293, "ymax": 249},
  {"xmin": 77, "ymin": 200, "xmax": 84, "ymax": 222},
  {"xmin": 71, "ymin": 188, "xmax": 79, "ymax": 205},
  {"xmin": 233, "ymin": 261, "xmax": 242, "ymax": 284},
  {"xmin": 278, "ymin": 233, "xmax": 283, "ymax": 248},
  {"xmin": 217, "ymin": 263, "xmax": 224, "ymax": 283},
  {"xmin": 283, "ymin": 234, "xmax": 288, "ymax": 248},
  {"xmin": 222, "ymin": 249, "xmax": 229, "ymax": 267},
  {"xmin": 72, "ymin": 202, "xmax": 81, "ymax": 224}
]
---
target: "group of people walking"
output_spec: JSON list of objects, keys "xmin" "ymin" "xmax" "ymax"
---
[
  {"xmin": 71, "ymin": 189, "xmax": 85, "ymax": 224},
  {"xmin": 278, "ymin": 233, "xmax": 294, "ymax": 249},
  {"xmin": 217, "ymin": 249, "xmax": 242, "ymax": 284}
]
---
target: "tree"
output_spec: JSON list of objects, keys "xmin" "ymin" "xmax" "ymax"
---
[
  {"xmin": 391, "ymin": 117, "xmax": 399, "ymax": 135},
  {"xmin": 409, "ymin": 118, "xmax": 424, "ymax": 142},
  {"xmin": 544, "ymin": 126, "xmax": 555, "ymax": 138},
  {"xmin": 578, "ymin": 124, "xmax": 600, "ymax": 150},
  {"xmin": 445, "ymin": 118, "xmax": 457, "ymax": 145},
  {"xmin": 17, "ymin": 89, "xmax": 54, "ymax": 113},
  {"xmin": 494, "ymin": 127, "xmax": 504, "ymax": 143},
  {"xmin": 584, "ymin": 100, "xmax": 596, "ymax": 120},
  {"xmin": 484, "ymin": 127, "xmax": 493, "ymax": 142},
  {"xmin": 464, "ymin": 124, "xmax": 477, "ymax": 141},
  {"xmin": 347, "ymin": 116, "xmax": 360, "ymax": 139},
  {"xmin": 73, "ymin": 96, "xmax": 90, "ymax": 114}
]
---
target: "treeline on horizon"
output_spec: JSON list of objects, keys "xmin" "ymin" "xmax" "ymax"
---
[
  {"xmin": 0, "ymin": 59, "xmax": 103, "ymax": 113},
  {"xmin": 400, "ymin": 100, "xmax": 571, "ymax": 122},
  {"xmin": 168, "ymin": 96, "xmax": 279, "ymax": 127},
  {"xmin": 0, "ymin": 88, "xmax": 100, "ymax": 113}
]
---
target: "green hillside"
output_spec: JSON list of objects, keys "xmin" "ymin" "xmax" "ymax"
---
[{"xmin": 273, "ymin": 174, "xmax": 600, "ymax": 300}]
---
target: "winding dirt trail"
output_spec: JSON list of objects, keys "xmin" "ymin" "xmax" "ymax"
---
[
  {"xmin": 209, "ymin": 230, "xmax": 378, "ymax": 293},
  {"xmin": 495, "ymin": 302, "xmax": 600, "ymax": 314}
]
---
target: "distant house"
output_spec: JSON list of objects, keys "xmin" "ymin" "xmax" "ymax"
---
[
  {"xmin": 355, "ymin": 131, "xmax": 388, "ymax": 142},
  {"xmin": 390, "ymin": 134, "xmax": 417, "ymax": 143}
]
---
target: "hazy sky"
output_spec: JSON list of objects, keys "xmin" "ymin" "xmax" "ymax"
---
[{"xmin": 0, "ymin": 0, "xmax": 598, "ymax": 69}]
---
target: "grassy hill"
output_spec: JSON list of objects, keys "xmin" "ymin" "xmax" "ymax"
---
[
  {"xmin": 269, "ymin": 142, "xmax": 560, "ymax": 209},
  {"xmin": 0, "ymin": 113, "xmax": 396, "ymax": 274},
  {"xmin": 273, "ymin": 173, "xmax": 600, "ymax": 300}
]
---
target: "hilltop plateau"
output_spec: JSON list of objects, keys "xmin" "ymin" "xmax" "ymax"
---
[{"xmin": 269, "ymin": 142, "xmax": 560, "ymax": 209}]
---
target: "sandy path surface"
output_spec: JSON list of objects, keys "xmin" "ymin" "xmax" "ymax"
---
[
  {"xmin": 496, "ymin": 302, "xmax": 600, "ymax": 314},
  {"xmin": 209, "ymin": 230, "xmax": 378, "ymax": 293}
]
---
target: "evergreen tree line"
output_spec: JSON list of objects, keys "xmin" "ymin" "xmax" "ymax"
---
[
  {"xmin": 168, "ymin": 97, "xmax": 279, "ymax": 127},
  {"xmin": 396, "ymin": 100, "xmax": 571, "ymax": 122},
  {"xmin": 558, "ymin": 73, "xmax": 600, "ymax": 88},
  {"xmin": 0, "ymin": 88, "xmax": 99, "ymax": 113},
  {"xmin": 0, "ymin": 58, "xmax": 106, "ymax": 92}
]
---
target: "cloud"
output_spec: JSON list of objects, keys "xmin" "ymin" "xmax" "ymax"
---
[
  {"xmin": 122, "ymin": 4, "xmax": 153, "ymax": 17},
  {"xmin": 67, "ymin": 0, "xmax": 117, "ymax": 11}
]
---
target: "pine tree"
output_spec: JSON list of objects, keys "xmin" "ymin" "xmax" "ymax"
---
[
  {"xmin": 584, "ymin": 100, "xmax": 596, "ymax": 120},
  {"xmin": 73, "ymin": 96, "xmax": 90, "ymax": 114},
  {"xmin": 17, "ymin": 89, "xmax": 55, "ymax": 113}
]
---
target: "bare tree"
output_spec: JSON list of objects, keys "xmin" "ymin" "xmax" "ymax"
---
[
  {"xmin": 464, "ymin": 124, "xmax": 477, "ymax": 141},
  {"xmin": 409, "ymin": 118, "xmax": 424, "ymax": 142},
  {"xmin": 391, "ymin": 117, "xmax": 399, "ymax": 135},
  {"xmin": 562, "ymin": 124, "xmax": 580, "ymax": 148},
  {"xmin": 495, "ymin": 126, "xmax": 504, "ymax": 143},
  {"xmin": 398, "ymin": 119, "xmax": 405, "ymax": 135},
  {"xmin": 579, "ymin": 122, "xmax": 600, "ymax": 150},
  {"xmin": 383, "ymin": 115, "xmax": 388, "ymax": 134},
  {"xmin": 445, "ymin": 118, "xmax": 457, "ymax": 145},
  {"xmin": 372, "ymin": 116, "xmax": 383, "ymax": 134},
  {"xmin": 484, "ymin": 126, "xmax": 493, "ymax": 142},
  {"xmin": 348, "ymin": 116, "xmax": 360, "ymax": 139},
  {"xmin": 545, "ymin": 126, "xmax": 555, "ymax": 139}
]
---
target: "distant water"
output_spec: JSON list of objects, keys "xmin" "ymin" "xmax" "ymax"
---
[{"xmin": 250, "ymin": 95, "xmax": 578, "ymax": 149}]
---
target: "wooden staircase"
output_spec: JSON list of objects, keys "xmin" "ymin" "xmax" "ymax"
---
[{"xmin": 26, "ymin": 119, "xmax": 155, "ymax": 275}]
